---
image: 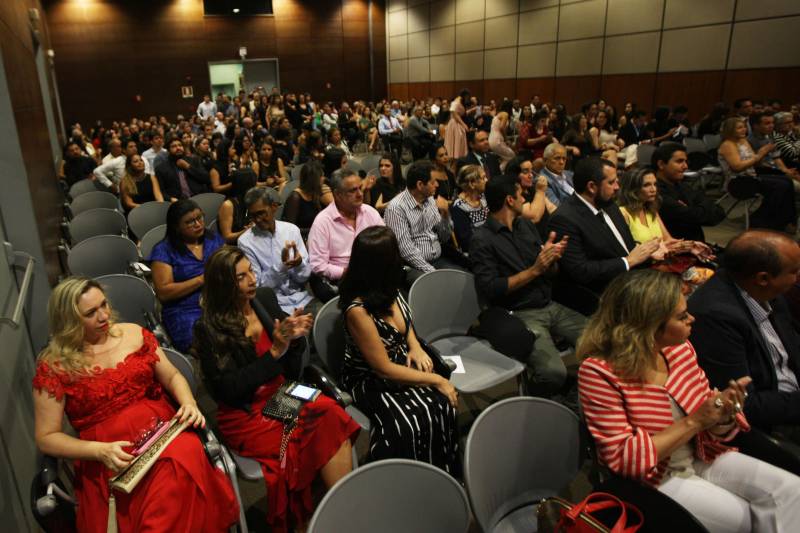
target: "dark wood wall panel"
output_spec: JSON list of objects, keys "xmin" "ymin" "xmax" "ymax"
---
[
  {"xmin": 44, "ymin": 0, "xmax": 387, "ymax": 125},
  {"xmin": 407, "ymin": 82, "xmax": 431, "ymax": 101},
  {"xmin": 429, "ymin": 81, "xmax": 455, "ymax": 99},
  {"xmin": 554, "ymin": 75, "xmax": 602, "ymax": 116},
  {"xmin": 600, "ymin": 73, "xmax": 657, "ymax": 116},
  {"xmin": 483, "ymin": 79, "xmax": 516, "ymax": 104},
  {"xmin": 722, "ymin": 68, "xmax": 800, "ymax": 108},
  {"xmin": 516, "ymin": 78, "xmax": 556, "ymax": 107}
]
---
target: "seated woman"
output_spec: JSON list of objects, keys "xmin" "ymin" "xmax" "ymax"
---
[
  {"xmin": 282, "ymin": 160, "xmax": 331, "ymax": 235},
  {"xmin": 322, "ymin": 147, "xmax": 347, "ymax": 182},
  {"xmin": 561, "ymin": 113, "xmax": 592, "ymax": 163},
  {"xmin": 210, "ymin": 137, "xmax": 232, "ymax": 195},
  {"xmin": 507, "ymin": 155, "xmax": 556, "ymax": 225},
  {"xmin": 339, "ymin": 226, "xmax": 459, "ymax": 474},
  {"xmin": 193, "ymin": 246, "xmax": 359, "ymax": 532},
  {"xmin": 254, "ymin": 139, "xmax": 287, "ymax": 191},
  {"xmin": 150, "ymin": 199, "xmax": 224, "ymax": 352},
  {"xmin": 578, "ymin": 270, "xmax": 800, "ymax": 533},
  {"xmin": 517, "ymin": 111, "xmax": 552, "ymax": 163},
  {"xmin": 589, "ymin": 110, "xmax": 625, "ymax": 153},
  {"xmin": 718, "ymin": 117, "xmax": 796, "ymax": 232},
  {"xmin": 618, "ymin": 167, "xmax": 714, "ymax": 262},
  {"xmin": 431, "ymin": 144, "xmax": 457, "ymax": 202},
  {"xmin": 120, "ymin": 154, "xmax": 164, "ymax": 215},
  {"xmin": 33, "ymin": 277, "xmax": 238, "ymax": 532},
  {"xmin": 366, "ymin": 153, "xmax": 404, "ymax": 213},
  {"xmin": 451, "ymin": 164, "xmax": 488, "ymax": 252},
  {"xmin": 217, "ymin": 169, "xmax": 257, "ymax": 244}
]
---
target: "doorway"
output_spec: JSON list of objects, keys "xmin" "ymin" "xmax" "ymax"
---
[{"xmin": 208, "ymin": 58, "xmax": 280, "ymax": 99}]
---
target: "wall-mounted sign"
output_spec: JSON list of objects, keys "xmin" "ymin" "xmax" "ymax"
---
[
  {"xmin": 181, "ymin": 86, "xmax": 194, "ymax": 99},
  {"xmin": 239, "ymin": 46, "xmax": 247, "ymax": 58}
]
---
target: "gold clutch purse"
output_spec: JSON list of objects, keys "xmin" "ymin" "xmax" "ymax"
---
[{"xmin": 106, "ymin": 418, "xmax": 190, "ymax": 533}]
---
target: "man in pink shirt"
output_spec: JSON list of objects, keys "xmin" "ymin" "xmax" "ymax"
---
[{"xmin": 307, "ymin": 168, "xmax": 384, "ymax": 301}]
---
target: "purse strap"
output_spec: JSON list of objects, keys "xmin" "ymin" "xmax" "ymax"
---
[{"xmin": 566, "ymin": 492, "xmax": 643, "ymax": 533}]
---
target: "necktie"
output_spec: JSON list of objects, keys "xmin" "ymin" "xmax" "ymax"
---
[{"xmin": 177, "ymin": 168, "xmax": 192, "ymax": 199}]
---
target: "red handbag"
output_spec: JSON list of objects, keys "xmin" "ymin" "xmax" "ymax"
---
[{"xmin": 538, "ymin": 492, "xmax": 643, "ymax": 533}]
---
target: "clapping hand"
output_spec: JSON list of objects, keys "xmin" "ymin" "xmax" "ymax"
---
[
  {"xmin": 271, "ymin": 309, "xmax": 313, "ymax": 357},
  {"xmin": 533, "ymin": 232, "xmax": 568, "ymax": 276},
  {"xmin": 535, "ymin": 174, "xmax": 548, "ymax": 192},
  {"xmin": 281, "ymin": 241, "xmax": 302, "ymax": 269}
]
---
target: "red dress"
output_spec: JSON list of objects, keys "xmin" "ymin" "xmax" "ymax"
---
[
  {"xmin": 32, "ymin": 328, "xmax": 239, "ymax": 533},
  {"xmin": 215, "ymin": 329, "xmax": 360, "ymax": 532}
]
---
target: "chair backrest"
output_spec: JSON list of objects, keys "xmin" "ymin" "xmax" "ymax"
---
[
  {"xmin": 290, "ymin": 163, "xmax": 305, "ymax": 181},
  {"xmin": 68, "ymin": 235, "xmax": 139, "ymax": 277},
  {"xmin": 366, "ymin": 167, "xmax": 379, "ymax": 178},
  {"xmin": 127, "ymin": 201, "xmax": 170, "ymax": 239},
  {"xmin": 308, "ymin": 459, "xmax": 470, "ymax": 533},
  {"xmin": 67, "ymin": 208, "xmax": 127, "ymax": 245},
  {"xmin": 140, "ymin": 224, "xmax": 167, "ymax": 260},
  {"xmin": 361, "ymin": 155, "xmax": 381, "ymax": 173},
  {"xmin": 702, "ymin": 134, "xmax": 722, "ymax": 151},
  {"xmin": 69, "ymin": 191, "xmax": 119, "ymax": 217},
  {"xmin": 190, "ymin": 192, "xmax": 226, "ymax": 221},
  {"xmin": 344, "ymin": 159, "xmax": 363, "ymax": 174},
  {"xmin": 312, "ymin": 296, "xmax": 346, "ymax": 380},
  {"xmin": 163, "ymin": 347, "xmax": 197, "ymax": 395},
  {"xmin": 408, "ymin": 269, "xmax": 481, "ymax": 341},
  {"xmin": 276, "ymin": 181, "xmax": 300, "ymax": 220},
  {"xmin": 95, "ymin": 274, "xmax": 157, "ymax": 327},
  {"xmin": 464, "ymin": 397, "xmax": 580, "ymax": 532},
  {"xmin": 636, "ymin": 143, "xmax": 656, "ymax": 168},
  {"xmin": 683, "ymin": 137, "xmax": 707, "ymax": 154},
  {"xmin": 68, "ymin": 178, "xmax": 101, "ymax": 199},
  {"xmin": 206, "ymin": 218, "xmax": 218, "ymax": 232}
]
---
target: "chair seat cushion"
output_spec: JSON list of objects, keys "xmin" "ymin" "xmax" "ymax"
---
[
  {"xmin": 231, "ymin": 452, "xmax": 263, "ymax": 481},
  {"xmin": 492, "ymin": 502, "xmax": 540, "ymax": 533},
  {"xmin": 430, "ymin": 336, "xmax": 525, "ymax": 394},
  {"xmin": 345, "ymin": 405, "xmax": 372, "ymax": 432}
]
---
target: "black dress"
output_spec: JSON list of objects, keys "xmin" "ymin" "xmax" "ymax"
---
[
  {"xmin": 341, "ymin": 297, "xmax": 459, "ymax": 474},
  {"xmin": 281, "ymin": 191, "xmax": 320, "ymax": 235},
  {"xmin": 124, "ymin": 175, "xmax": 157, "ymax": 214}
]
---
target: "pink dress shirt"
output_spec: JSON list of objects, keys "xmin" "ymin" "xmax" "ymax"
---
[{"xmin": 307, "ymin": 201, "xmax": 385, "ymax": 280}]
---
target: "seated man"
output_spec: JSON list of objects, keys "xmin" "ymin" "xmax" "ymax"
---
[
  {"xmin": 548, "ymin": 158, "xmax": 659, "ymax": 307},
  {"xmin": 689, "ymin": 230, "xmax": 800, "ymax": 471},
  {"xmin": 142, "ymin": 132, "xmax": 168, "ymax": 173},
  {"xmin": 377, "ymin": 103, "xmax": 403, "ymax": 160},
  {"xmin": 470, "ymin": 174, "xmax": 586, "ymax": 394},
  {"xmin": 773, "ymin": 111, "xmax": 800, "ymax": 169},
  {"xmin": 406, "ymin": 106, "xmax": 436, "ymax": 160},
  {"xmin": 92, "ymin": 138, "xmax": 125, "ymax": 192},
  {"xmin": 59, "ymin": 141, "xmax": 96, "ymax": 186},
  {"xmin": 237, "ymin": 186, "xmax": 317, "ymax": 315},
  {"xmin": 456, "ymin": 130, "xmax": 501, "ymax": 179},
  {"xmin": 618, "ymin": 110, "xmax": 652, "ymax": 146},
  {"xmin": 653, "ymin": 142, "xmax": 725, "ymax": 242},
  {"xmin": 385, "ymin": 160, "xmax": 466, "ymax": 283},
  {"xmin": 307, "ymin": 168, "xmax": 384, "ymax": 302},
  {"xmin": 749, "ymin": 112, "xmax": 800, "ymax": 183},
  {"xmin": 155, "ymin": 137, "xmax": 211, "ymax": 201},
  {"xmin": 540, "ymin": 142, "xmax": 574, "ymax": 207}
]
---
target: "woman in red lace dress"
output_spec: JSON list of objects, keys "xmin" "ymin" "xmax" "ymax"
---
[
  {"xmin": 32, "ymin": 277, "xmax": 238, "ymax": 532},
  {"xmin": 193, "ymin": 246, "xmax": 360, "ymax": 532}
]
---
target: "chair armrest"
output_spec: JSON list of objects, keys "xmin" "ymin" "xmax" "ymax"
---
[
  {"xmin": 194, "ymin": 426, "xmax": 222, "ymax": 462},
  {"xmin": 304, "ymin": 364, "xmax": 353, "ymax": 408}
]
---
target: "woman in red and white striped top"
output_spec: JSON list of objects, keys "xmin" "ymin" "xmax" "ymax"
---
[{"xmin": 578, "ymin": 270, "xmax": 800, "ymax": 532}]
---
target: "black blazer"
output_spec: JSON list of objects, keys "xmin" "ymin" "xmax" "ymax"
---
[
  {"xmin": 155, "ymin": 155, "xmax": 211, "ymax": 200},
  {"xmin": 456, "ymin": 151, "xmax": 501, "ymax": 179},
  {"xmin": 192, "ymin": 287, "xmax": 306, "ymax": 410},
  {"xmin": 547, "ymin": 193, "xmax": 637, "ymax": 295},
  {"xmin": 688, "ymin": 271, "xmax": 800, "ymax": 430}
]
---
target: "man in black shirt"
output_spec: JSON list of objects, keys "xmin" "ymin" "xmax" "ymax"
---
[
  {"xmin": 155, "ymin": 137, "xmax": 210, "ymax": 201},
  {"xmin": 60, "ymin": 141, "xmax": 97, "ymax": 186},
  {"xmin": 470, "ymin": 174, "xmax": 587, "ymax": 394},
  {"xmin": 653, "ymin": 142, "xmax": 724, "ymax": 242}
]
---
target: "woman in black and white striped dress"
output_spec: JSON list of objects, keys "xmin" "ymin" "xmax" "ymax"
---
[{"xmin": 338, "ymin": 226, "xmax": 459, "ymax": 474}]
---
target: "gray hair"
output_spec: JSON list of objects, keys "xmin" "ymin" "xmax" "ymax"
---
[
  {"xmin": 330, "ymin": 168, "xmax": 358, "ymax": 192},
  {"xmin": 543, "ymin": 142, "xmax": 565, "ymax": 160},
  {"xmin": 774, "ymin": 112, "xmax": 793, "ymax": 126},
  {"xmin": 243, "ymin": 186, "xmax": 278, "ymax": 208}
]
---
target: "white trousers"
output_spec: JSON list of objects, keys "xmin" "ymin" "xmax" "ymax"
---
[{"xmin": 657, "ymin": 451, "xmax": 800, "ymax": 533}]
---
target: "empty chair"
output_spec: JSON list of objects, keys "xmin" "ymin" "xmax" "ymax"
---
[
  {"xmin": 69, "ymin": 191, "xmax": 119, "ymax": 217},
  {"xmin": 140, "ymin": 224, "xmax": 167, "ymax": 260},
  {"xmin": 95, "ymin": 274, "xmax": 157, "ymax": 327},
  {"xmin": 290, "ymin": 163, "xmax": 305, "ymax": 181},
  {"xmin": 683, "ymin": 137, "xmax": 708, "ymax": 154},
  {"xmin": 190, "ymin": 192, "xmax": 225, "ymax": 221},
  {"xmin": 68, "ymin": 178, "xmax": 102, "ymax": 199},
  {"xmin": 307, "ymin": 459, "xmax": 470, "ymax": 533},
  {"xmin": 702, "ymin": 134, "xmax": 722, "ymax": 151},
  {"xmin": 68, "ymin": 235, "xmax": 139, "ymax": 277},
  {"xmin": 128, "ymin": 201, "xmax": 170, "ymax": 239},
  {"xmin": 408, "ymin": 270, "xmax": 526, "ymax": 394},
  {"xmin": 636, "ymin": 143, "xmax": 656, "ymax": 168},
  {"xmin": 67, "ymin": 208, "xmax": 127, "ymax": 245},
  {"xmin": 275, "ymin": 179, "xmax": 300, "ymax": 220},
  {"xmin": 360, "ymin": 154, "xmax": 382, "ymax": 173},
  {"xmin": 464, "ymin": 397, "xmax": 580, "ymax": 532}
]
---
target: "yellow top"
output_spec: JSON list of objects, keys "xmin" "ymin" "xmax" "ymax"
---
[{"xmin": 619, "ymin": 206, "xmax": 664, "ymax": 243}]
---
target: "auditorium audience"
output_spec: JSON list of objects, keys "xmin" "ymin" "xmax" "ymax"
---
[
  {"xmin": 60, "ymin": 140, "xmax": 96, "ymax": 186},
  {"xmin": 254, "ymin": 139, "xmax": 287, "ymax": 190},
  {"xmin": 589, "ymin": 110, "xmax": 624, "ymax": 153},
  {"xmin": 653, "ymin": 142, "xmax": 725, "ymax": 242},
  {"xmin": 718, "ymin": 117, "xmax": 796, "ymax": 232},
  {"xmin": 282, "ymin": 160, "xmax": 330, "ymax": 234},
  {"xmin": 773, "ymin": 111, "xmax": 800, "ymax": 169},
  {"xmin": 339, "ymin": 226, "xmax": 459, "ymax": 473},
  {"xmin": 217, "ymin": 168, "xmax": 257, "ymax": 244},
  {"xmin": 307, "ymin": 168, "xmax": 384, "ymax": 302},
  {"xmin": 561, "ymin": 113, "xmax": 592, "ymax": 161},
  {"xmin": 456, "ymin": 130, "xmax": 501, "ymax": 178},
  {"xmin": 156, "ymin": 138, "xmax": 211, "ymax": 201},
  {"xmin": 733, "ymin": 98, "xmax": 754, "ymax": 136},
  {"xmin": 150, "ymin": 199, "xmax": 224, "ymax": 352},
  {"xmin": 517, "ymin": 111, "xmax": 552, "ymax": 162},
  {"xmin": 405, "ymin": 106, "xmax": 436, "ymax": 160},
  {"xmin": 578, "ymin": 269, "xmax": 800, "ymax": 533},
  {"xmin": 33, "ymin": 277, "xmax": 238, "ymax": 532},
  {"xmin": 193, "ymin": 246, "xmax": 358, "ymax": 532},
  {"xmin": 366, "ymin": 153, "xmax": 404, "ymax": 213},
  {"xmin": 377, "ymin": 104, "xmax": 403, "ymax": 160},
  {"xmin": 450, "ymin": 164, "xmax": 488, "ymax": 252},
  {"xmin": 507, "ymin": 155, "xmax": 555, "ymax": 224},
  {"xmin": 119, "ymin": 154, "xmax": 164, "ymax": 214},
  {"xmin": 540, "ymin": 143, "xmax": 575, "ymax": 207},
  {"xmin": 93, "ymin": 138, "xmax": 125, "ymax": 192},
  {"xmin": 618, "ymin": 110, "xmax": 651, "ymax": 147},
  {"xmin": 470, "ymin": 175, "xmax": 585, "ymax": 394},
  {"xmin": 430, "ymin": 144, "xmax": 457, "ymax": 201},
  {"xmin": 748, "ymin": 112, "xmax": 799, "ymax": 181},
  {"xmin": 237, "ymin": 187, "xmax": 316, "ymax": 315}
]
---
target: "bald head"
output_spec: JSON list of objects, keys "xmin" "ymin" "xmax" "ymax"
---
[{"xmin": 724, "ymin": 230, "xmax": 800, "ymax": 300}]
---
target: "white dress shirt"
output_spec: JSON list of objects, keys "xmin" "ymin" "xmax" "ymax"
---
[{"xmin": 575, "ymin": 193, "xmax": 630, "ymax": 270}]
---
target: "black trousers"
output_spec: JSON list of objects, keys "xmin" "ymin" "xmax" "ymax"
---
[{"xmin": 750, "ymin": 174, "xmax": 796, "ymax": 230}]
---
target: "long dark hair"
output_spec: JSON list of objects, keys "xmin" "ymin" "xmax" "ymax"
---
[
  {"xmin": 379, "ymin": 152, "xmax": 405, "ymax": 191},
  {"xmin": 165, "ymin": 198, "xmax": 203, "ymax": 253},
  {"xmin": 323, "ymin": 147, "xmax": 346, "ymax": 177},
  {"xmin": 338, "ymin": 226, "xmax": 405, "ymax": 316},
  {"xmin": 299, "ymin": 160, "xmax": 324, "ymax": 207},
  {"xmin": 194, "ymin": 246, "xmax": 250, "ymax": 368}
]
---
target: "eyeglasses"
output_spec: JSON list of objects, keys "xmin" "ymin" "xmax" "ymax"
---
[
  {"xmin": 183, "ymin": 214, "xmax": 205, "ymax": 226},
  {"xmin": 248, "ymin": 209, "xmax": 271, "ymax": 220}
]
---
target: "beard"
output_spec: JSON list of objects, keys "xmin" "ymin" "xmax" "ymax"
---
[{"xmin": 595, "ymin": 193, "xmax": 616, "ymax": 210}]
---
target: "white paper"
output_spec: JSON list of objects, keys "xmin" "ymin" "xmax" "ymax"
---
[{"xmin": 442, "ymin": 355, "xmax": 465, "ymax": 374}]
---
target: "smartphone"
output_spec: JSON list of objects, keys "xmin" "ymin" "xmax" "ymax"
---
[{"xmin": 287, "ymin": 383, "xmax": 321, "ymax": 402}]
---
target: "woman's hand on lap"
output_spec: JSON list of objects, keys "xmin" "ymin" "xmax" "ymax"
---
[
  {"xmin": 94, "ymin": 440, "xmax": 134, "ymax": 472},
  {"xmin": 406, "ymin": 347, "xmax": 433, "ymax": 373},
  {"xmin": 175, "ymin": 402, "xmax": 206, "ymax": 428}
]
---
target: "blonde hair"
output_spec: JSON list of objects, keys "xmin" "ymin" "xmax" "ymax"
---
[
  {"xmin": 456, "ymin": 164, "xmax": 483, "ymax": 192},
  {"xmin": 720, "ymin": 116, "xmax": 744, "ymax": 141},
  {"xmin": 38, "ymin": 277, "xmax": 118, "ymax": 375},
  {"xmin": 119, "ymin": 154, "xmax": 143, "ymax": 197},
  {"xmin": 576, "ymin": 270, "xmax": 681, "ymax": 381}
]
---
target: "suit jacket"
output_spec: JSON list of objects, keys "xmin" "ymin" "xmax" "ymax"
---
[
  {"xmin": 547, "ymin": 193, "xmax": 636, "ymax": 295},
  {"xmin": 688, "ymin": 270, "xmax": 800, "ymax": 431},
  {"xmin": 192, "ymin": 287, "xmax": 306, "ymax": 410},
  {"xmin": 456, "ymin": 151, "xmax": 501, "ymax": 179},
  {"xmin": 541, "ymin": 166, "xmax": 574, "ymax": 206},
  {"xmin": 618, "ymin": 122, "xmax": 650, "ymax": 147},
  {"xmin": 155, "ymin": 155, "xmax": 211, "ymax": 200},
  {"xmin": 656, "ymin": 178, "xmax": 724, "ymax": 242}
]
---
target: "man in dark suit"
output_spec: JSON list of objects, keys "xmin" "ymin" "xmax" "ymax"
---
[
  {"xmin": 155, "ymin": 137, "xmax": 211, "ymax": 201},
  {"xmin": 619, "ymin": 110, "xmax": 652, "ymax": 146},
  {"xmin": 455, "ymin": 130, "xmax": 501, "ymax": 179},
  {"xmin": 547, "ymin": 158, "xmax": 659, "ymax": 312},
  {"xmin": 689, "ymin": 230, "xmax": 800, "ymax": 442}
]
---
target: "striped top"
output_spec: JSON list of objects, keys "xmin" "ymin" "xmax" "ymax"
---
[
  {"xmin": 385, "ymin": 189, "xmax": 451, "ymax": 273},
  {"xmin": 578, "ymin": 341, "xmax": 743, "ymax": 486}
]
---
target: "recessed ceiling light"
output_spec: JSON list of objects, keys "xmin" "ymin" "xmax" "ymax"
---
[{"xmin": 232, "ymin": 8, "xmax": 240, "ymax": 13}]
